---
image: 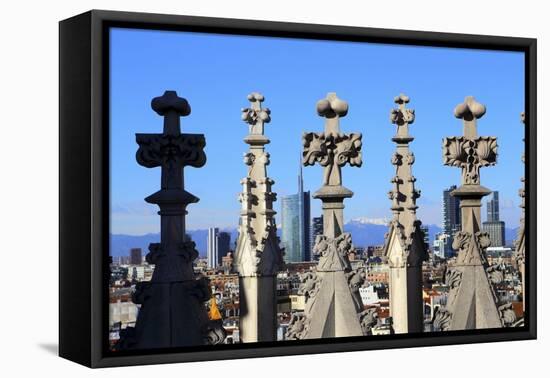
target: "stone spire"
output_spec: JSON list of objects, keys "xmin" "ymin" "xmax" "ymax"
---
[
  {"xmin": 286, "ymin": 93, "xmax": 366, "ymax": 339},
  {"xmin": 233, "ymin": 92, "xmax": 284, "ymax": 342},
  {"xmin": 435, "ymin": 96, "xmax": 507, "ymax": 330},
  {"xmin": 383, "ymin": 94, "xmax": 428, "ymax": 334},
  {"xmin": 118, "ymin": 91, "xmax": 225, "ymax": 349},
  {"xmin": 514, "ymin": 112, "xmax": 526, "ymax": 312}
]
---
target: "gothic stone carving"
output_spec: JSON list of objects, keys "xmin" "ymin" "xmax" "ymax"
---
[
  {"xmin": 433, "ymin": 307, "xmax": 452, "ymax": 332},
  {"xmin": 452, "ymin": 231, "xmax": 491, "ymax": 266},
  {"xmin": 285, "ymin": 313, "xmax": 309, "ymax": 340},
  {"xmin": 347, "ymin": 267, "xmax": 367, "ymax": 312},
  {"xmin": 315, "ymin": 233, "xmax": 354, "ymax": 272},
  {"xmin": 303, "ymin": 132, "xmax": 362, "ymax": 186},
  {"xmin": 443, "ymin": 136, "xmax": 497, "ymax": 185},
  {"xmin": 359, "ymin": 308, "xmax": 378, "ymax": 335},
  {"xmin": 136, "ymin": 133, "xmax": 206, "ymax": 169}
]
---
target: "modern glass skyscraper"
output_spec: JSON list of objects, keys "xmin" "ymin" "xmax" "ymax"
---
[
  {"xmin": 483, "ymin": 191, "xmax": 506, "ymax": 247},
  {"xmin": 281, "ymin": 164, "xmax": 311, "ymax": 263},
  {"xmin": 207, "ymin": 228, "xmax": 231, "ymax": 268},
  {"xmin": 281, "ymin": 194, "xmax": 300, "ymax": 262}
]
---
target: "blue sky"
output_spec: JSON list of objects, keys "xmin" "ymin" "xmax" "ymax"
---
[{"xmin": 110, "ymin": 28, "xmax": 524, "ymax": 235}]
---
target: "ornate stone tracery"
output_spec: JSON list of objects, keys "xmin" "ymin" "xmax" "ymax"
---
[{"xmin": 443, "ymin": 136, "xmax": 497, "ymax": 185}]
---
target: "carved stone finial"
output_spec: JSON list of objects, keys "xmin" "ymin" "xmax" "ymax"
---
[
  {"xmin": 233, "ymin": 93, "xmax": 283, "ymax": 343},
  {"xmin": 298, "ymin": 92, "xmax": 364, "ymax": 339},
  {"xmin": 120, "ymin": 91, "xmax": 221, "ymax": 349},
  {"xmin": 316, "ymin": 92, "xmax": 349, "ymax": 119},
  {"xmin": 241, "ymin": 92, "xmax": 271, "ymax": 136},
  {"xmin": 383, "ymin": 94, "xmax": 427, "ymax": 334},
  {"xmin": 149, "ymin": 91, "xmax": 192, "ymax": 136},
  {"xmin": 454, "ymin": 96, "xmax": 486, "ymax": 121},
  {"xmin": 390, "ymin": 92, "xmax": 415, "ymax": 140},
  {"xmin": 151, "ymin": 90, "xmax": 192, "ymax": 116},
  {"xmin": 454, "ymin": 96, "xmax": 486, "ymax": 139},
  {"xmin": 394, "ymin": 93, "xmax": 410, "ymax": 105},
  {"xmin": 443, "ymin": 97, "xmax": 497, "ymax": 186},
  {"xmin": 387, "ymin": 94, "xmax": 420, "ymax": 222},
  {"xmin": 439, "ymin": 96, "xmax": 503, "ymax": 331},
  {"xmin": 303, "ymin": 93, "xmax": 361, "ymax": 190}
]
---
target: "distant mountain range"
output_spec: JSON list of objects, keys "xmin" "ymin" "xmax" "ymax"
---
[
  {"xmin": 110, "ymin": 219, "xmax": 519, "ymax": 258},
  {"xmin": 342, "ymin": 219, "xmax": 443, "ymax": 248},
  {"xmin": 110, "ymin": 229, "xmax": 238, "ymax": 258}
]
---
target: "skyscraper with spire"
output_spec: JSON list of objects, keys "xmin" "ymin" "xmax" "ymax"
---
[{"xmin": 281, "ymin": 157, "xmax": 311, "ymax": 262}]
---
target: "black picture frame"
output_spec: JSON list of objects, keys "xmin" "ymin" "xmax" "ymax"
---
[{"xmin": 59, "ymin": 9, "xmax": 537, "ymax": 368}]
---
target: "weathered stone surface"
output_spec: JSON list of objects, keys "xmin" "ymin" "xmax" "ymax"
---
[
  {"xmin": 383, "ymin": 94, "xmax": 428, "ymax": 334},
  {"xmin": 436, "ymin": 96, "xmax": 504, "ymax": 330},
  {"xmin": 118, "ymin": 91, "xmax": 225, "ymax": 350},
  {"xmin": 233, "ymin": 93, "xmax": 284, "ymax": 342},
  {"xmin": 514, "ymin": 112, "xmax": 526, "ymax": 312},
  {"xmin": 289, "ymin": 93, "xmax": 364, "ymax": 339}
]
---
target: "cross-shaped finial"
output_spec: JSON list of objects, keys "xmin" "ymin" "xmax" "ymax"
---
[
  {"xmin": 316, "ymin": 93, "xmax": 348, "ymax": 137},
  {"xmin": 454, "ymin": 96, "xmax": 486, "ymax": 139},
  {"xmin": 390, "ymin": 93, "xmax": 415, "ymax": 139},
  {"xmin": 241, "ymin": 92, "xmax": 271, "ymax": 136},
  {"xmin": 151, "ymin": 91, "xmax": 191, "ymax": 136},
  {"xmin": 443, "ymin": 96, "xmax": 496, "ymax": 186},
  {"xmin": 303, "ymin": 92, "xmax": 361, "ymax": 188}
]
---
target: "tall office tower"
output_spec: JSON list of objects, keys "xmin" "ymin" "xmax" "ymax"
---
[
  {"xmin": 442, "ymin": 185, "xmax": 461, "ymax": 256},
  {"xmin": 487, "ymin": 190, "xmax": 500, "ymax": 222},
  {"xmin": 281, "ymin": 194, "xmax": 300, "ymax": 262},
  {"xmin": 482, "ymin": 221, "xmax": 506, "ymax": 247},
  {"xmin": 311, "ymin": 215, "xmax": 324, "ymax": 260},
  {"xmin": 217, "ymin": 231, "xmax": 231, "ymax": 266},
  {"xmin": 482, "ymin": 191, "xmax": 506, "ymax": 247},
  {"xmin": 129, "ymin": 248, "xmax": 142, "ymax": 265},
  {"xmin": 298, "ymin": 164, "xmax": 311, "ymax": 262},
  {"xmin": 207, "ymin": 227, "xmax": 219, "ymax": 268},
  {"xmin": 281, "ymin": 164, "xmax": 311, "ymax": 262},
  {"xmin": 420, "ymin": 225, "xmax": 430, "ymax": 251}
]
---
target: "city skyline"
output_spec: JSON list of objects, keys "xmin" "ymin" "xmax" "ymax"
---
[{"xmin": 110, "ymin": 28, "xmax": 524, "ymax": 235}]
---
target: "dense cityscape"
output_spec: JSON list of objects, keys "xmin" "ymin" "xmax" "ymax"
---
[{"xmin": 109, "ymin": 176, "xmax": 523, "ymax": 348}]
